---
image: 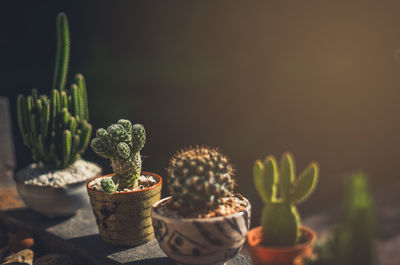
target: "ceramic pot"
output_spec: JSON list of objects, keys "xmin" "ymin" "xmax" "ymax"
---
[
  {"xmin": 151, "ymin": 195, "xmax": 251, "ymax": 265},
  {"xmin": 15, "ymin": 177, "xmax": 90, "ymax": 218},
  {"xmin": 247, "ymin": 226, "xmax": 317, "ymax": 265},
  {"xmin": 87, "ymin": 172, "xmax": 162, "ymax": 247}
]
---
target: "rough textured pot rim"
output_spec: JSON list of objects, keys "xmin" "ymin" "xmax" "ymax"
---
[
  {"xmin": 86, "ymin": 171, "xmax": 162, "ymax": 194},
  {"xmin": 247, "ymin": 225, "xmax": 317, "ymax": 252},
  {"xmin": 152, "ymin": 194, "xmax": 250, "ymax": 222},
  {"xmin": 14, "ymin": 170, "xmax": 90, "ymax": 190},
  {"xmin": 14, "ymin": 161, "xmax": 100, "ymax": 189}
]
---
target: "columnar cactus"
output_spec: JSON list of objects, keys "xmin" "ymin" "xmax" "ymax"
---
[
  {"xmin": 253, "ymin": 152, "xmax": 319, "ymax": 246},
  {"xmin": 168, "ymin": 146, "xmax": 235, "ymax": 212},
  {"xmin": 90, "ymin": 119, "xmax": 146, "ymax": 193},
  {"xmin": 17, "ymin": 13, "xmax": 92, "ymax": 170},
  {"xmin": 309, "ymin": 172, "xmax": 376, "ymax": 265}
]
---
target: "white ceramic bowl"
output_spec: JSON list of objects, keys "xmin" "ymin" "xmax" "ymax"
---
[
  {"xmin": 151, "ymin": 195, "xmax": 251, "ymax": 265},
  {"xmin": 15, "ymin": 179, "xmax": 90, "ymax": 218}
]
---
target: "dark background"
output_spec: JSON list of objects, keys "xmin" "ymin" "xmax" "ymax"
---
[{"xmin": 2, "ymin": 1, "xmax": 400, "ymax": 225}]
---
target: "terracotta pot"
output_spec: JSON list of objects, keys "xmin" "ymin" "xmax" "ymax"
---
[
  {"xmin": 151, "ymin": 195, "xmax": 251, "ymax": 265},
  {"xmin": 247, "ymin": 226, "xmax": 316, "ymax": 265},
  {"xmin": 87, "ymin": 172, "xmax": 162, "ymax": 247}
]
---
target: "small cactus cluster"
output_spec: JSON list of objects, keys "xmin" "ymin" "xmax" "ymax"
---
[
  {"xmin": 168, "ymin": 146, "xmax": 235, "ymax": 213},
  {"xmin": 90, "ymin": 119, "xmax": 146, "ymax": 193},
  {"xmin": 17, "ymin": 13, "xmax": 91, "ymax": 170},
  {"xmin": 253, "ymin": 152, "xmax": 319, "ymax": 246},
  {"xmin": 309, "ymin": 172, "xmax": 376, "ymax": 265}
]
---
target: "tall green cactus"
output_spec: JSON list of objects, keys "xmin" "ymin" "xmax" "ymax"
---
[
  {"xmin": 309, "ymin": 172, "xmax": 376, "ymax": 265},
  {"xmin": 253, "ymin": 152, "xmax": 319, "ymax": 246},
  {"xmin": 17, "ymin": 13, "xmax": 91, "ymax": 170},
  {"xmin": 90, "ymin": 119, "xmax": 146, "ymax": 193}
]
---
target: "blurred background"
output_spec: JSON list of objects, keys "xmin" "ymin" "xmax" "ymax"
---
[{"xmin": 2, "ymin": 1, "xmax": 400, "ymax": 225}]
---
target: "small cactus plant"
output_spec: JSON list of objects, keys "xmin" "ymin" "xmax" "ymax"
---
[
  {"xmin": 17, "ymin": 13, "xmax": 92, "ymax": 170},
  {"xmin": 90, "ymin": 119, "xmax": 146, "ymax": 193},
  {"xmin": 253, "ymin": 152, "xmax": 319, "ymax": 246},
  {"xmin": 168, "ymin": 146, "xmax": 235, "ymax": 213},
  {"xmin": 309, "ymin": 172, "xmax": 376, "ymax": 265}
]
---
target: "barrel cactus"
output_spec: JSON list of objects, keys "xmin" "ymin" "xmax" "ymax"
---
[
  {"xmin": 17, "ymin": 13, "xmax": 92, "ymax": 170},
  {"xmin": 253, "ymin": 152, "xmax": 319, "ymax": 246},
  {"xmin": 90, "ymin": 119, "xmax": 146, "ymax": 193},
  {"xmin": 167, "ymin": 146, "xmax": 235, "ymax": 213}
]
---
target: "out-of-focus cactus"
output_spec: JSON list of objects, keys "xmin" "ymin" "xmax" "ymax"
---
[
  {"xmin": 90, "ymin": 119, "xmax": 146, "ymax": 193},
  {"xmin": 17, "ymin": 13, "xmax": 91, "ymax": 170},
  {"xmin": 253, "ymin": 152, "xmax": 319, "ymax": 246},
  {"xmin": 167, "ymin": 146, "xmax": 235, "ymax": 212},
  {"xmin": 308, "ymin": 172, "xmax": 376, "ymax": 265}
]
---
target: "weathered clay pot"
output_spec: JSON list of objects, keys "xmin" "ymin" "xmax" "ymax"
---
[
  {"xmin": 247, "ymin": 226, "xmax": 317, "ymax": 265},
  {"xmin": 15, "ymin": 178, "xmax": 90, "ymax": 218},
  {"xmin": 151, "ymin": 195, "xmax": 251, "ymax": 265},
  {"xmin": 87, "ymin": 172, "xmax": 162, "ymax": 247}
]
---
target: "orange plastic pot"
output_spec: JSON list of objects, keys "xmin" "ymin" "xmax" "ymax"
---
[{"xmin": 247, "ymin": 226, "xmax": 317, "ymax": 265}]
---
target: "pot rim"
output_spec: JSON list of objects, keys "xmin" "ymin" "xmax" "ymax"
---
[
  {"xmin": 247, "ymin": 225, "xmax": 317, "ymax": 252},
  {"xmin": 14, "ymin": 172, "xmax": 91, "ymax": 189},
  {"xmin": 86, "ymin": 171, "xmax": 162, "ymax": 194},
  {"xmin": 14, "ymin": 160, "xmax": 100, "ymax": 188},
  {"xmin": 152, "ymin": 195, "xmax": 251, "ymax": 222}
]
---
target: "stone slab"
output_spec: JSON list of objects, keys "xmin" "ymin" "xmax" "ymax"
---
[{"xmin": 0, "ymin": 206, "xmax": 251, "ymax": 265}]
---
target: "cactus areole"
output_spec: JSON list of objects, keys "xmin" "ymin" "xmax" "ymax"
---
[
  {"xmin": 90, "ymin": 119, "xmax": 146, "ymax": 193},
  {"xmin": 17, "ymin": 13, "xmax": 91, "ymax": 170},
  {"xmin": 253, "ymin": 152, "xmax": 319, "ymax": 246}
]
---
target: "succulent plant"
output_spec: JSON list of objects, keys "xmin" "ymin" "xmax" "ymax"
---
[
  {"xmin": 253, "ymin": 152, "xmax": 319, "ymax": 246},
  {"xmin": 167, "ymin": 146, "xmax": 235, "ymax": 213},
  {"xmin": 17, "ymin": 13, "xmax": 92, "ymax": 170},
  {"xmin": 308, "ymin": 172, "xmax": 376, "ymax": 265},
  {"xmin": 90, "ymin": 119, "xmax": 146, "ymax": 193}
]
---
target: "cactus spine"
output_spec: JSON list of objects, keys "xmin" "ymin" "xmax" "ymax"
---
[
  {"xmin": 90, "ymin": 119, "xmax": 146, "ymax": 193},
  {"xmin": 168, "ymin": 146, "xmax": 235, "ymax": 213},
  {"xmin": 253, "ymin": 152, "xmax": 319, "ymax": 246},
  {"xmin": 17, "ymin": 13, "xmax": 91, "ymax": 170}
]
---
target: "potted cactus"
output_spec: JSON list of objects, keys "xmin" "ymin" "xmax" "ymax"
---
[
  {"xmin": 247, "ymin": 152, "xmax": 319, "ymax": 265},
  {"xmin": 151, "ymin": 146, "xmax": 251, "ymax": 265},
  {"xmin": 307, "ymin": 172, "xmax": 376, "ymax": 265},
  {"xmin": 14, "ymin": 13, "xmax": 101, "ymax": 217},
  {"xmin": 87, "ymin": 119, "xmax": 162, "ymax": 246}
]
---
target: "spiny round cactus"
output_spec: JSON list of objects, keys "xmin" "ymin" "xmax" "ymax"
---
[
  {"xmin": 90, "ymin": 119, "xmax": 146, "ymax": 193},
  {"xmin": 253, "ymin": 152, "xmax": 319, "ymax": 246},
  {"xmin": 168, "ymin": 146, "xmax": 235, "ymax": 212}
]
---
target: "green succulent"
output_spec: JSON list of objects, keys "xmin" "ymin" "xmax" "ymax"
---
[
  {"xmin": 167, "ymin": 146, "xmax": 235, "ymax": 213},
  {"xmin": 17, "ymin": 13, "xmax": 91, "ymax": 170},
  {"xmin": 308, "ymin": 172, "xmax": 376, "ymax": 265},
  {"xmin": 253, "ymin": 152, "xmax": 319, "ymax": 246},
  {"xmin": 90, "ymin": 119, "xmax": 146, "ymax": 193}
]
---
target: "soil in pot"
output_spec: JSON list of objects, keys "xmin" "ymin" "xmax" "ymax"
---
[
  {"xmin": 151, "ymin": 195, "xmax": 251, "ymax": 265},
  {"xmin": 88, "ymin": 174, "xmax": 157, "ymax": 192},
  {"xmin": 87, "ymin": 172, "xmax": 162, "ymax": 247},
  {"xmin": 156, "ymin": 194, "xmax": 248, "ymax": 218},
  {"xmin": 14, "ymin": 159, "xmax": 102, "ymax": 217},
  {"xmin": 247, "ymin": 226, "xmax": 317, "ymax": 265},
  {"xmin": 15, "ymin": 159, "xmax": 101, "ymax": 187}
]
